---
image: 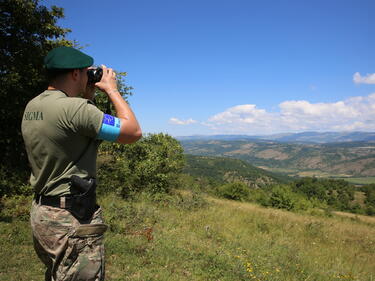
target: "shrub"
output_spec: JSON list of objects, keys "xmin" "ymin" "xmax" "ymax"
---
[
  {"xmin": 0, "ymin": 166, "xmax": 32, "ymax": 198},
  {"xmin": 217, "ymin": 182, "xmax": 250, "ymax": 201},
  {"xmin": 98, "ymin": 133, "xmax": 185, "ymax": 197},
  {"xmin": 292, "ymin": 177, "xmax": 356, "ymax": 212},
  {"xmin": 264, "ymin": 185, "xmax": 311, "ymax": 211},
  {"xmin": 248, "ymin": 188, "xmax": 269, "ymax": 204},
  {"xmin": 96, "ymin": 154, "xmax": 125, "ymax": 196}
]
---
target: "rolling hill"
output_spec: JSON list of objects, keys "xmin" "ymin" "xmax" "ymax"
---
[
  {"xmin": 181, "ymin": 139, "xmax": 375, "ymax": 177},
  {"xmin": 177, "ymin": 131, "xmax": 375, "ymax": 143},
  {"xmin": 183, "ymin": 154, "xmax": 289, "ymax": 188}
]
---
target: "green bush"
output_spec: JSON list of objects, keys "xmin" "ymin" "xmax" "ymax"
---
[
  {"xmin": 98, "ymin": 133, "xmax": 185, "ymax": 197},
  {"xmin": 96, "ymin": 154, "xmax": 125, "ymax": 196},
  {"xmin": 217, "ymin": 182, "xmax": 250, "ymax": 201},
  {"xmin": 292, "ymin": 177, "xmax": 356, "ymax": 212},
  {"xmin": 263, "ymin": 185, "xmax": 311, "ymax": 211},
  {"xmin": 248, "ymin": 188, "xmax": 269, "ymax": 204},
  {"xmin": 269, "ymin": 185, "xmax": 295, "ymax": 210},
  {"xmin": 0, "ymin": 166, "xmax": 32, "ymax": 198}
]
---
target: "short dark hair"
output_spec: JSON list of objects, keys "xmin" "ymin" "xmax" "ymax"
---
[
  {"xmin": 46, "ymin": 68, "xmax": 73, "ymax": 83},
  {"xmin": 46, "ymin": 68, "xmax": 86, "ymax": 83}
]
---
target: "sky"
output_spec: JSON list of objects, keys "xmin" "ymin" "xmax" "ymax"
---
[{"xmin": 42, "ymin": 0, "xmax": 375, "ymax": 136}]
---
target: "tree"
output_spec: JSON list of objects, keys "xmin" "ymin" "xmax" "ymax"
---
[{"xmin": 0, "ymin": 0, "xmax": 70, "ymax": 185}]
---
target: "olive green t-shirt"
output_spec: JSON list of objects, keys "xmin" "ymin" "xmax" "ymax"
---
[{"xmin": 21, "ymin": 90, "xmax": 104, "ymax": 196}]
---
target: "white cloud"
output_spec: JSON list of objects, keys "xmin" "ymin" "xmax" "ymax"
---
[
  {"xmin": 203, "ymin": 93, "xmax": 375, "ymax": 134},
  {"xmin": 208, "ymin": 105, "xmax": 268, "ymax": 125},
  {"xmin": 353, "ymin": 72, "xmax": 375, "ymax": 84},
  {"xmin": 169, "ymin": 117, "xmax": 197, "ymax": 125}
]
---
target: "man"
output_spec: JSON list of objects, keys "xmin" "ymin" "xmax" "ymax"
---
[{"xmin": 21, "ymin": 46, "xmax": 142, "ymax": 281}]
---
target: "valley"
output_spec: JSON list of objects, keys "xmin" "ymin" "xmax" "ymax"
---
[{"xmin": 181, "ymin": 138, "xmax": 375, "ymax": 180}]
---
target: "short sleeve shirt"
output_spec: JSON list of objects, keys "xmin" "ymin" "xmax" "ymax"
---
[{"xmin": 21, "ymin": 90, "xmax": 104, "ymax": 196}]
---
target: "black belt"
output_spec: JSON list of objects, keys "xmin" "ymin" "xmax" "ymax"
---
[
  {"xmin": 34, "ymin": 177, "xmax": 97, "ymax": 221},
  {"xmin": 34, "ymin": 194, "xmax": 73, "ymax": 209}
]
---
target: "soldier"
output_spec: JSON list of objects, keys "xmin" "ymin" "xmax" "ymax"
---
[{"xmin": 21, "ymin": 46, "xmax": 142, "ymax": 281}]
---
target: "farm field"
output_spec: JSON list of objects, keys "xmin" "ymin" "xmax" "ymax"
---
[{"xmin": 335, "ymin": 177, "xmax": 375, "ymax": 185}]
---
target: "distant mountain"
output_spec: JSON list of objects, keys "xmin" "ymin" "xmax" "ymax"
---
[
  {"xmin": 262, "ymin": 132, "xmax": 375, "ymax": 143},
  {"xmin": 184, "ymin": 154, "xmax": 288, "ymax": 188},
  {"xmin": 177, "ymin": 132, "xmax": 375, "ymax": 144},
  {"xmin": 181, "ymin": 139, "xmax": 375, "ymax": 177},
  {"xmin": 177, "ymin": 135, "xmax": 263, "ymax": 142}
]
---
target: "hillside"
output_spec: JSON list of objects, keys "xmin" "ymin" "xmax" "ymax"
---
[
  {"xmin": 1, "ymin": 192, "xmax": 374, "ymax": 280},
  {"xmin": 183, "ymin": 154, "xmax": 289, "ymax": 187},
  {"xmin": 181, "ymin": 140, "xmax": 375, "ymax": 177},
  {"xmin": 177, "ymin": 131, "xmax": 375, "ymax": 143}
]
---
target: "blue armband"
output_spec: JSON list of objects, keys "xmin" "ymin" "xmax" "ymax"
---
[{"xmin": 97, "ymin": 114, "xmax": 121, "ymax": 141}]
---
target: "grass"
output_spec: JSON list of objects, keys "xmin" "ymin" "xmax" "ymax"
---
[
  {"xmin": 255, "ymin": 166, "xmax": 300, "ymax": 176},
  {"xmin": 256, "ymin": 166, "xmax": 352, "ymax": 179},
  {"xmin": 334, "ymin": 177, "xmax": 375, "ymax": 185},
  {"xmin": 0, "ymin": 191, "xmax": 374, "ymax": 281},
  {"xmin": 259, "ymin": 165, "xmax": 375, "ymax": 185}
]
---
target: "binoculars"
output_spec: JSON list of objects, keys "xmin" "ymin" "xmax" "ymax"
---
[{"xmin": 87, "ymin": 67, "xmax": 103, "ymax": 84}]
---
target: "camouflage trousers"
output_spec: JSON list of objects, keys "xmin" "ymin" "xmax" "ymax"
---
[{"xmin": 30, "ymin": 200, "xmax": 108, "ymax": 281}]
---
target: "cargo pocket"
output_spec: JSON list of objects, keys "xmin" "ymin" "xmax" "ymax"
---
[{"xmin": 56, "ymin": 224, "xmax": 108, "ymax": 281}]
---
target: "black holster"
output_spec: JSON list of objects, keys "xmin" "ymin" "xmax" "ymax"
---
[{"xmin": 69, "ymin": 175, "xmax": 98, "ymax": 221}]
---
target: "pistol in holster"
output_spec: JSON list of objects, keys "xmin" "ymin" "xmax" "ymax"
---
[{"xmin": 69, "ymin": 175, "xmax": 98, "ymax": 221}]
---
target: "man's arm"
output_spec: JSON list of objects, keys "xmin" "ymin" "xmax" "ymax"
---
[{"xmin": 95, "ymin": 65, "xmax": 142, "ymax": 144}]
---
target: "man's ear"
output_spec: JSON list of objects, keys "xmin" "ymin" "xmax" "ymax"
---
[{"xmin": 71, "ymin": 69, "xmax": 80, "ymax": 81}]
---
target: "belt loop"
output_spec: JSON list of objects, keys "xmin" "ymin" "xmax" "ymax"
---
[{"xmin": 60, "ymin": 197, "xmax": 66, "ymax": 208}]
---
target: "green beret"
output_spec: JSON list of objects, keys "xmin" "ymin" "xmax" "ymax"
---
[{"xmin": 44, "ymin": 46, "xmax": 93, "ymax": 69}]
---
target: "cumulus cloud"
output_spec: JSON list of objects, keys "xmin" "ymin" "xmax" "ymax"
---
[
  {"xmin": 208, "ymin": 105, "xmax": 268, "ymax": 125},
  {"xmin": 205, "ymin": 105, "xmax": 276, "ymax": 134},
  {"xmin": 353, "ymin": 72, "xmax": 375, "ymax": 84},
  {"xmin": 204, "ymin": 93, "xmax": 375, "ymax": 134},
  {"xmin": 169, "ymin": 117, "xmax": 197, "ymax": 125}
]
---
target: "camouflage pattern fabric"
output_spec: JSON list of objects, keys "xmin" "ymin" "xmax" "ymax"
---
[{"xmin": 30, "ymin": 201, "xmax": 107, "ymax": 281}]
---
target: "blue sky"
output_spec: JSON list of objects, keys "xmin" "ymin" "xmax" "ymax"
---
[{"xmin": 43, "ymin": 0, "xmax": 375, "ymax": 136}]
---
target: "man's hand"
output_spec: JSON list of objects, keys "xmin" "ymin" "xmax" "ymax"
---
[
  {"xmin": 95, "ymin": 65, "xmax": 118, "ymax": 95},
  {"xmin": 93, "ymin": 65, "xmax": 142, "ymax": 144}
]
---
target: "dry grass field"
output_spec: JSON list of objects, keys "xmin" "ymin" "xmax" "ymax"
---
[{"xmin": 0, "ymin": 192, "xmax": 374, "ymax": 281}]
